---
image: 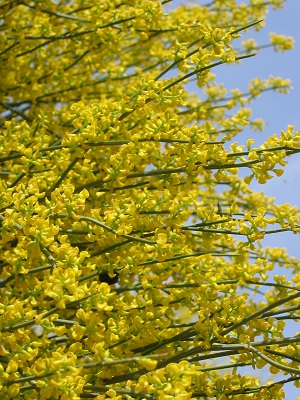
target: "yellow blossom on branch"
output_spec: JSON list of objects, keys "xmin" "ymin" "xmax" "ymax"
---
[{"xmin": 0, "ymin": 1, "xmax": 299, "ymax": 399}]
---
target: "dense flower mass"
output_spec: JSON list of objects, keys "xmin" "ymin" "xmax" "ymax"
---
[{"xmin": 0, "ymin": 0, "xmax": 300, "ymax": 399}]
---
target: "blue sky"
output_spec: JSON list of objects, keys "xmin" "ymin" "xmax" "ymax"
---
[
  {"xmin": 227, "ymin": 2, "xmax": 300, "ymax": 394},
  {"xmin": 212, "ymin": 2, "xmax": 300, "ymax": 395},
  {"xmin": 236, "ymin": 0, "xmax": 300, "ymax": 250},
  {"xmin": 166, "ymin": 0, "xmax": 300, "ymax": 256},
  {"xmin": 166, "ymin": 0, "xmax": 300, "ymax": 396},
  {"xmin": 206, "ymin": 0, "xmax": 300, "ymax": 258}
]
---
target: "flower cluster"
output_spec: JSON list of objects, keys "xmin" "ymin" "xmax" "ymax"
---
[{"xmin": 0, "ymin": 1, "xmax": 299, "ymax": 399}]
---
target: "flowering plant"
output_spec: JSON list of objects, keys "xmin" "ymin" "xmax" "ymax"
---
[{"xmin": 0, "ymin": 1, "xmax": 299, "ymax": 399}]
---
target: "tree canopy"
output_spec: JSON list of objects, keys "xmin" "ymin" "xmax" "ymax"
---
[{"xmin": 0, "ymin": 0, "xmax": 300, "ymax": 399}]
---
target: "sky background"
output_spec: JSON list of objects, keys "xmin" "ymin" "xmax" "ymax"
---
[
  {"xmin": 210, "ymin": 0, "xmax": 300, "ymax": 270},
  {"xmin": 216, "ymin": 1, "xmax": 300, "ymax": 395},
  {"xmin": 166, "ymin": 0, "xmax": 300, "ymax": 396}
]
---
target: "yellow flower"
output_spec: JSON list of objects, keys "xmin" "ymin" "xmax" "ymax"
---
[{"xmin": 138, "ymin": 358, "xmax": 158, "ymax": 371}]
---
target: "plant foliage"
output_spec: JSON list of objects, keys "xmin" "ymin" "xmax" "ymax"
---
[{"xmin": 0, "ymin": 0, "xmax": 300, "ymax": 399}]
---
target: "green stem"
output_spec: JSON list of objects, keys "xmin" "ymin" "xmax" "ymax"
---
[
  {"xmin": 82, "ymin": 385, "xmax": 153, "ymax": 399},
  {"xmin": 47, "ymin": 156, "xmax": 79, "ymax": 194},
  {"xmin": 249, "ymin": 344, "xmax": 300, "ymax": 375},
  {"xmin": 162, "ymin": 53, "xmax": 256, "ymax": 93},
  {"xmin": 64, "ymin": 49, "xmax": 90, "ymax": 72},
  {"xmin": 265, "ymin": 347, "xmax": 300, "ymax": 364},
  {"xmin": 138, "ymin": 250, "xmax": 214, "ymax": 266},
  {"xmin": 1, "ymin": 293, "xmax": 95, "ymax": 332},
  {"xmin": 49, "ymin": 213, "xmax": 157, "ymax": 244},
  {"xmin": 81, "ymin": 353, "xmax": 166, "ymax": 369},
  {"xmin": 155, "ymin": 20, "xmax": 261, "ymax": 82},
  {"xmin": 219, "ymin": 291, "xmax": 300, "ymax": 339},
  {"xmin": 39, "ymin": 8, "xmax": 90, "ymax": 22}
]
